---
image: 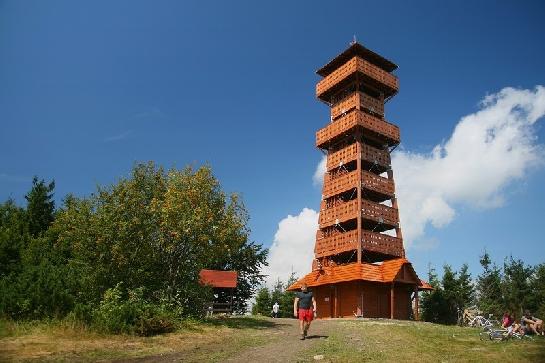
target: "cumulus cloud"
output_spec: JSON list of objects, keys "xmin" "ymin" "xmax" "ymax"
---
[
  {"xmin": 312, "ymin": 155, "xmax": 327, "ymax": 186},
  {"xmin": 394, "ymin": 86, "xmax": 545, "ymax": 248},
  {"xmin": 262, "ymin": 208, "xmax": 318, "ymax": 287},
  {"xmin": 263, "ymin": 86, "xmax": 545, "ymax": 284}
]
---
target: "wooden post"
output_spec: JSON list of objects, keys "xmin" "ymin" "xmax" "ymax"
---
[
  {"xmin": 356, "ymin": 132, "xmax": 362, "ymax": 263},
  {"xmin": 390, "ymin": 282, "xmax": 395, "ymax": 319},
  {"xmin": 414, "ymin": 286, "xmax": 419, "ymax": 320}
]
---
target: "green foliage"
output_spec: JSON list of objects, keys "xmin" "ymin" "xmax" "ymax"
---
[
  {"xmin": 279, "ymin": 273, "xmax": 297, "ymax": 318},
  {"xmin": 0, "ymin": 163, "xmax": 267, "ymax": 328},
  {"xmin": 252, "ymin": 287, "xmax": 271, "ymax": 315},
  {"xmin": 251, "ymin": 274, "xmax": 298, "ymax": 318},
  {"xmin": 0, "ymin": 199, "xmax": 28, "ymax": 277},
  {"xmin": 502, "ymin": 256, "xmax": 532, "ymax": 317},
  {"xmin": 421, "ymin": 264, "xmax": 475, "ymax": 324},
  {"xmin": 91, "ymin": 284, "xmax": 176, "ymax": 336},
  {"xmin": 25, "ymin": 176, "xmax": 55, "ymax": 238},
  {"xmin": 476, "ymin": 251, "xmax": 504, "ymax": 316}
]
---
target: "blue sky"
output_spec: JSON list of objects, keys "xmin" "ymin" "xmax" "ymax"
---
[{"xmin": 1, "ymin": 0, "xmax": 545, "ymax": 282}]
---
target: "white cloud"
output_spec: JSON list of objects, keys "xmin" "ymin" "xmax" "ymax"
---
[
  {"xmin": 263, "ymin": 86, "xmax": 545, "ymax": 284},
  {"xmin": 394, "ymin": 86, "xmax": 545, "ymax": 248},
  {"xmin": 313, "ymin": 155, "xmax": 327, "ymax": 186},
  {"xmin": 262, "ymin": 208, "xmax": 318, "ymax": 287}
]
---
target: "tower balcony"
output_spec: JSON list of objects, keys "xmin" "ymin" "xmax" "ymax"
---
[
  {"xmin": 315, "ymin": 229, "xmax": 358, "ymax": 257},
  {"xmin": 314, "ymin": 229, "xmax": 404, "ymax": 258},
  {"xmin": 327, "ymin": 142, "xmax": 390, "ymax": 173},
  {"xmin": 331, "ymin": 92, "xmax": 384, "ymax": 120},
  {"xmin": 361, "ymin": 200, "xmax": 398, "ymax": 228},
  {"xmin": 318, "ymin": 199, "xmax": 399, "ymax": 229},
  {"xmin": 362, "ymin": 230, "xmax": 404, "ymax": 258},
  {"xmin": 322, "ymin": 170, "xmax": 395, "ymax": 201},
  {"xmin": 316, "ymin": 110, "xmax": 400, "ymax": 149},
  {"xmin": 316, "ymin": 57, "xmax": 399, "ymax": 102}
]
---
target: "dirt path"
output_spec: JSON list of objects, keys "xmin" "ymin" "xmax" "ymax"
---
[
  {"xmin": 223, "ymin": 318, "xmax": 329, "ymax": 363},
  {"xmin": 117, "ymin": 318, "xmax": 330, "ymax": 363}
]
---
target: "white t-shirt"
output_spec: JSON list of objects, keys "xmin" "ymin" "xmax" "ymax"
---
[{"xmin": 272, "ymin": 303, "xmax": 279, "ymax": 313}]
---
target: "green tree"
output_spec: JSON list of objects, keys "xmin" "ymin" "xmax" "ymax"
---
[
  {"xmin": 25, "ymin": 176, "xmax": 55, "ymax": 237},
  {"xmin": 457, "ymin": 263, "xmax": 475, "ymax": 310},
  {"xmin": 476, "ymin": 251, "xmax": 503, "ymax": 316},
  {"xmin": 55, "ymin": 162, "xmax": 266, "ymax": 315},
  {"xmin": 280, "ymin": 273, "xmax": 297, "ymax": 318},
  {"xmin": 441, "ymin": 265, "xmax": 458, "ymax": 324},
  {"xmin": 0, "ymin": 199, "xmax": 28, "ymax": 277},
  {"xmin": 421, "ymin": 266, "xmax": 449, "ymax": 324},
  {"xmin": 529, "ymin": 263, "xmax": 545, "ymax": 318},
  {"xmin": 252, "ymin": 287, "xmax": 271, "ymax": 315},
  {"xmin": 270, "ymin": 279, "xmax": 283, "ymax": 314},
  {"xmin": 502, "ymin": 256, "xmax": 532, "ymax": 317}
]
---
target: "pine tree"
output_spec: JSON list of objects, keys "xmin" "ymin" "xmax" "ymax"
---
[
  {"xmin": 25, "ymin": 176, "xmax": 55, "ymax": 237},
  {"xmin": 476, "ymin": 251, "xmax": 503, "ymax": 316},
  {"xmin": 502, "ymin": 256, "xmax": 532, "ymax": 317},
  {"xmin": 252, "ymin": 287, "xmax": 271, "ymax": 315}
]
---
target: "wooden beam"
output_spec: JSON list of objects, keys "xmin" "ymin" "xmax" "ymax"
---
[
  {"xmin": 414, "ymin": 286, "xmax": 419, "ymax": 320},
  {"xmin": 356, "ymin": 132, "xmax": 362, "ymax": 263},
  {"xmin": 390, "ymin": 282, "xmax": 394, "ymax": 319}
]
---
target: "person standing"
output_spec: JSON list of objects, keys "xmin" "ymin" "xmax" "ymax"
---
[
  {"xmin": 272, "ymin": 302, "xmax": 280, "ymax": 318},
  {"xmin": 293, "ymin": 283, "xmax": 317, "ymax": 340}
]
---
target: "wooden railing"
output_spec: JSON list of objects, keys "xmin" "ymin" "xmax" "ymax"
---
[
  {"xmin": 316, "ymin": 57, "xmax": 399, "ymax": 99},
  {"xmin": 331, "ymin": 92, "xmax": 384, "ymax": 120},
  {"xmin": 319, "ymin": 199, "xmax": 358, "ymax": 228},
  {"xmin": 316, "ymin": 110, "xmax": 400, "ymax": 148},
  {"xmin": 314, "ymin": 229, "xmax": 404, "ymax": 258},
  {"xmin": 362, "ymin": 230, "xmax": 404, "ymax": 257},
  {"xmin": 326, "ymin": 142, "xmax": 391, "ymax": 172},
  {"xmin": 361, "ymin": 200, "xmax": 398, "ymax": 227},
  {"xmin": 315, "ymin": 229, "xmax": 358, "ymax": 257},
  {"xmin": 322, "ymin": 170, "xmax": 395, "ymax": 199}
]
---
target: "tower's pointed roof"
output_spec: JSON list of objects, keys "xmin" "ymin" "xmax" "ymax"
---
[{"xmin": 316, "ymin": 42, "xmax": 398, "ymax": 77}]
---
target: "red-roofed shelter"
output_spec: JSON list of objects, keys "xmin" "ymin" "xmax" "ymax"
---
[{"xmin": 199, "ymin": 269, "xmax": 238, "ymax": 314}]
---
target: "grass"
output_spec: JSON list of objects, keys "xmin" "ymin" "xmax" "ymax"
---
[
  {"xmin": 2, "ymin": 317, "xmax": 545, "ymax": 362},
  {"xmin": 0, "ymin": 316, "xmax": 277, "ymax": 362},
  {"xmin": 299, "ymin": 319, "xmax": 545, "ymax": 362}
]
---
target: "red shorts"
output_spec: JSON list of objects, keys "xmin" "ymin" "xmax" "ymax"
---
[{"xmin": 298, "ymin": 308, "xmax": 314, "ymax": 321}]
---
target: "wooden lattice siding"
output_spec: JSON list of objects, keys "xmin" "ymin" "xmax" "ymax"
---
[
  {"xmin": 315, "ymin": 229, "xmax": 358, "ymax": 257},
  {"xmin": 361, "ymin": 231, "xmax": 404, "ymax": 257},
  {"xmin": 316, "ymin": 110, "xmax": 400, "ymax": 149},
  {"xmin": 315, "ymin": 229, "xmax": 403, "ymax": 258},
  {"xmin": 330, "ymin": 92, "xmax": 385, "ymax": 120},
  {"xmin": 316, "ymin": 57, "xmax": 399, "ymax": 99},
  {"xmin": 319, "ymin": 199, "xmax": 398, "ymax": 229},
  {"xmin": 322, "ymin": 170, "xmax": 394, "ymax": 199},
  {"xmin": 326, "ymin": 142, "xmax": 390, "ymax": 172}
]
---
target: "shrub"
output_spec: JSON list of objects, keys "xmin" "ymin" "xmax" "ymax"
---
[{"xmin": 91, "ymin": 284, "xmax": 176, "ymax": 336}]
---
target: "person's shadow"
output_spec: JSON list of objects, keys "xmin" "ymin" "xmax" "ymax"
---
[{"xmin": 305, "ymin": 335, "xmax": 328, "ymax": 339}]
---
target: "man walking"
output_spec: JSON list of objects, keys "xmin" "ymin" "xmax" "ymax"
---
[
  {"xmin": 293, "ymin": 283, "xmax": 317, "ymax": 340},
  {"xmin": 272, "ymin": 302, "xmax": 280, "ymax": 318}
]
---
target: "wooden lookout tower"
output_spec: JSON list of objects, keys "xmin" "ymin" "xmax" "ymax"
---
[{"xmin": 288, "ymin": 42, "xmax": 432, "ymax": 319}]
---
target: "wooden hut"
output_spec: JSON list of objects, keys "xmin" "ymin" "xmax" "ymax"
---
[{"xmin": 199, "ymin": 269, "xmax": 237, "ymax": 314}]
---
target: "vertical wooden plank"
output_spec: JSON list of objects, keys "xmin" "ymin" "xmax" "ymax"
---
[
  {"xmin": 414, "ymin": 286, "xmax": 419, "ymax": 320},
  {"xmin": 390, "ymin": 282, "xmax": 395, "ymax": 319}
]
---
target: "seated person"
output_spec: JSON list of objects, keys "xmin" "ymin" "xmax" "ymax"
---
[
  {"xmin": 502, "ymin": 311, "xmax": 516, "ymax": 335},
  {"xmin": 521, "ymin": 310, "xmax": 543, "ymax": 335}
]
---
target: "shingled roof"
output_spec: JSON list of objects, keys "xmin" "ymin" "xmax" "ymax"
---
[
  {"xmin": 199, "ymin": 269, "xmax": 238, "ymax": 288},
  {"xmin": 287, "ymin": 258, "xmax": 431, "ymax": 291}
]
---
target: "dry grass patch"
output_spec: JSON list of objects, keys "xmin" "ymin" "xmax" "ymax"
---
[{"xmin": 0, "ymin": 317, "xmax": 275, "ymax": 362}]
